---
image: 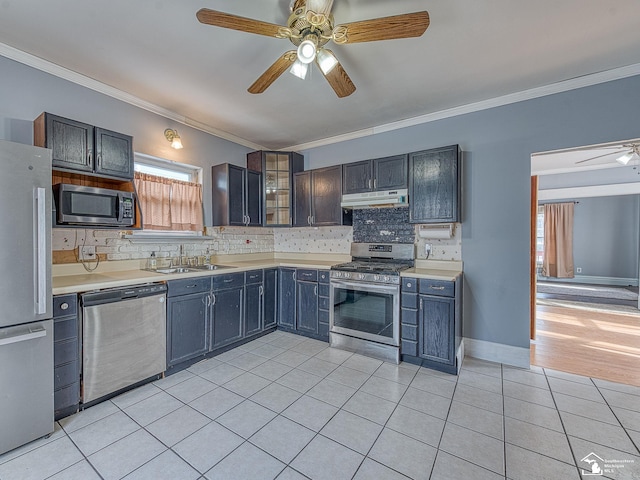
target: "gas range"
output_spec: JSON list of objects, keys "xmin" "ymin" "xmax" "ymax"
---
[{"xmin": 330, "ymin": 243, "xmax": 414, "ymax": 285}]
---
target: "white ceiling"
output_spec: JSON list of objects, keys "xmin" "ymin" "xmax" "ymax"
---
[{"xmin": 1, "ymin": 0, "xmax": 640, "ymax": 150}]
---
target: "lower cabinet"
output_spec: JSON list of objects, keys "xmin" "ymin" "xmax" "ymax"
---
[
  {"xmin": 400, "ymin": 275, "xmax": 462, "ymax": 374},
  {"xmin": 296, "ymin": 270, "xmax": 318, "ymax": 335},
  {"xmin": 263, "ymin": 268, "xmax": 278, "ymax": 329},
  {"xmin": 53, "ymin": 294, "xmax": 80, "ymax": 420},
  {"xmin": 244, "ymin": 270, "xmax": 264, "ymax": 337},
  {"xmin": 278, "ymin": 267, "xmax": 296, "ymax": 329},
  {"xmin": 317, "ymin": 270, "xmax": 330, "ymax": 341},
  {"xmin": 211, "ymin": 273, "xmax": 245, "ymax": 349}
]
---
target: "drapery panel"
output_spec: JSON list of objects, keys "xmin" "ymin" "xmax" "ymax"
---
[
  {"xmin": 542, "ymin": 202, "xmax": 574, "ymax": 278},
  {"xmin": 134, "ymin": 172, "xmax": 203, "ymax": 232}
]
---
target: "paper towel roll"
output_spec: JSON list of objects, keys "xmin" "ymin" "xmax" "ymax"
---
[{"xmin": 418, "ymin": 224, "xmax": 453, "ymax": 239}]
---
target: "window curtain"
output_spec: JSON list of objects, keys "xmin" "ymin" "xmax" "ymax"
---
[
  {"xmin": 542, "ymin": 202, "xmax": 574, "ymax": 278},
  {"xmin": 134, "ymin": 172, "xmax": 203, "ymax": 232}
]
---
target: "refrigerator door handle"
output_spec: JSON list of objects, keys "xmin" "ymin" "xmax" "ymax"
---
[
  {"xmin": 0, "ymin": 326, "xmax": 46, "ymax": 347},
  {"xmin": 35, "ymin": 187, "xmax": 47, "ymax": 315}
]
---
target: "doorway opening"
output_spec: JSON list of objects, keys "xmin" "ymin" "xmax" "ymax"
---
[{"xmin": 530, "ymin": 139, "xmax": 640, "ymax": 387}]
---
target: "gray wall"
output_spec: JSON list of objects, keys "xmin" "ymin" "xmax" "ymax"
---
[
  {"xmin": 0, "ymin": 56, "xmax": 253, "ymax": 226},
  {"xmin": 541, "ymin": 196, "xmax": 639, "ymax": 281},
  {"xmin": 301, "ymin": 75, "xmax": 640, "ymax": 349}
]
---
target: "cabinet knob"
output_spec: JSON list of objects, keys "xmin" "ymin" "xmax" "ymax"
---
[
  {"xmin": 406, "ymin": 282, "xmax": 412, "ymax": 288},
  {"xmin": 60, "ymin": 302, "xmax": 69, "ymax": 310}
]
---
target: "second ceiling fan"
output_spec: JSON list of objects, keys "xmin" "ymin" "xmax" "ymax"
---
[{"xmin": 196, "ymin": 0, "xmax": 430, "ymax": 98}]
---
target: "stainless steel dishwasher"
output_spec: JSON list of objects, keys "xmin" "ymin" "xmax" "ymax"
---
[{"xmin": 81, "ymin": 283, "xmax": 167, "ymax": 404}]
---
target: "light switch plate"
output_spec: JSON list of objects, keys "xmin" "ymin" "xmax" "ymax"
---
[{"xmin": 80, "ymin": 245, "xmax": 96, "ymax": 258}]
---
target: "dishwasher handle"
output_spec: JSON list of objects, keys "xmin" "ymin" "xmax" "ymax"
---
[{"xmin": 82, "ymin": 283, "xmax": 167, "ymax": 307}]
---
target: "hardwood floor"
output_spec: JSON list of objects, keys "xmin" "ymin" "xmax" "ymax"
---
[{"xmin": 532, "ymin": 299, "xmax": 640, "ymax": 387}]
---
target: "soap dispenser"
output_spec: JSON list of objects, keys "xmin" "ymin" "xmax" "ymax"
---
[{"xmin": 147, "ymin": 251, "xmax": 157, "ymax": 270}]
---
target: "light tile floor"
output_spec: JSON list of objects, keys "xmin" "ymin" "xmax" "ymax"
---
[{"xmin": 1, "ymin": 330, "xmax": 639, "ymax": 480}]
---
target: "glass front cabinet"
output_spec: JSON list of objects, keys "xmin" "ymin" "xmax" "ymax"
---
[{"xmin": 247, "ymin": 150, "xmax": 304, "ymax": 226}]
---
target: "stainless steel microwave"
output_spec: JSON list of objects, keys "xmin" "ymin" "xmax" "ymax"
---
[{"xmin": 53, "ymin": 184, "xmax": 136, "ymax": 227}]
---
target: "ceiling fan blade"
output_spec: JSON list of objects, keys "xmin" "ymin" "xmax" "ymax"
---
[
  {"xmin": 333, "ymin": 11, "xmax": 429, "ymax": 44},
  {"xmin": 196, "ymin": 8, "xmax": 284, "ymax": 37},
  {"xmin": 575, "ymin": 150, "xmax": 627, "ymax": 164},
  {"xmin": 317, "ymin": 53, "xmax": 356, "ymax": 98},
  {"xmin": 248, "ymin": 51, "xmax": 297, "ymax": 94}
]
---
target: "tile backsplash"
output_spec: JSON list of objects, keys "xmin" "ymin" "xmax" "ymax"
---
[
  {"xmin": 353, "ymin": 207, "xmax": 414, "ymax": 244},
  {"xmin": 274, "ymin": 226, "xmax": 352, "ymax": 254}
]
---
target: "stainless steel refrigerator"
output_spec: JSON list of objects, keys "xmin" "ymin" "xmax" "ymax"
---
[{"xmin": 0, "ymin": 139, "xmax": 54, "ymax": 455}]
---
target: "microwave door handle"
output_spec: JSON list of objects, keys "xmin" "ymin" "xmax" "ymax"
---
[{"xmin": 117, "ymin": 195, "xmax": 124, "ymax": 222}]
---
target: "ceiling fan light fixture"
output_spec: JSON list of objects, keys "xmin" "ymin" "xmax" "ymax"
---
[
  {"xmin": 316, "ymin": 48, "xmax": 338, "ymax": 74},
  {"xmin": 297, "ymin": 36, "xmax": 318, "ymax": 64},
  {"xmin": 290, "ymin": 59, "xmax": 309, "ymax": 79},
  {"xmin": 617, "ymin": 153, "xmax": 633, "ymax": 165}
]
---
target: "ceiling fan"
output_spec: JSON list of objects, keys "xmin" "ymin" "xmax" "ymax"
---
[
  {"xmin": 196, "ymin": 0, "xmax": 430, "ymax": 98},
  {"xmin": 575, "ymin": 143, "xmax": 640, "ymax": 166}
]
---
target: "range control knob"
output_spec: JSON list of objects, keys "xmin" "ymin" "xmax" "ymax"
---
[
  {"xmin": 357, "ymin": 273, "xmax": 366, "ymax": 280},
  {"xmin": 344, "ymin": 272, "xmax": 351, "ymax": 279},
  {"xmin": 383, "ymin": 276, "xmax": 390, "ymax": 283},
  {"xmin": 373, "ymin": 275, "xmax": 381, "ymax": 282}
]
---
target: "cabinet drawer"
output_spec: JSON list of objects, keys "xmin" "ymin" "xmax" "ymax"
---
[
  {"xmin": 401, "ymin": 308, "xmax": 417, "ymax": 326},
  {"xmin": 401, "ymin": 340, "xmax": 418, "ymax": 357},
  {"xmin": 419, "ymin": 279, "xmax": 454, "ymax": 297},
  {"xmin": 53, "ymin": 295, "xmax": 77, "ymax": 318},
  {"xmin": 401, "ymin": 277, "xmax": 417, "ymax": 293},
  {"xmin": 245, "ymin": 270, "xmax": 263, "ymax": 284},
  {"xmin": 402, "ymin": 324, "xmax": 418, "ymax": 342},
  {"xmin": 54, "ymin": 338, "xmax": 78, "ymax": 366},
  {"xmin": 318, "ymin": 284, "xmax": 330, "ymax": 298},
  {"xmin": 212, "ymin": 272, "xmax": 245, "ymax": 290},
  {"xmin": 318, "ymin": 296, "xmax": 330, "ymax": 311},
  {"xmin": 401, "ymin": 293, "xmax": 417, "ymax": 309},
  {"xmin": 167, "ymin": 277, "xmax": 210, "ymax": 297},
  {"xmin": 318, "ymin": 309, "xmax": 329, "ymax": 324},
  {"xmin": 318, "ymin": 271, "xmax": 330, "ymax": 284},
  {"xmin": 54, "ymin": 382, "xmax": 79, "ymax": 413},
  {"xmin": 54, "ymin": 316, "xmax": 78, "ymax": 342},
  {"xmin": 296, "ymin": 269, "xmax": 317, "ymax": 282},
  {"xmin": 54, "ymin": 361, "xmax": 79, "ymax": 388}
]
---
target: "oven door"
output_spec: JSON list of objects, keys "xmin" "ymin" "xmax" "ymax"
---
[{"xmin": 330, "ymin": 279, "xmax": 400, "ymax": 346}]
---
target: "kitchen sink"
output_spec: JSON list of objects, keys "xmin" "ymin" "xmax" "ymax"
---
[
  {"xmin": 144, "ymin": 265, "xmax": 234, "ymax": 274},
  {"xmin": 189, "ymin": 264, "xmax": 234, "ymax": 271}
]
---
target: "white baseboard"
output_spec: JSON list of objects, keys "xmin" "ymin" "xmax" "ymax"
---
[
  {"xmin": 464, "ymin": 338, "xmax": 530, "ymax": 369},
  {"xmin": 538, "ymin": 275, "xmax": 638, "ymax": 287}
]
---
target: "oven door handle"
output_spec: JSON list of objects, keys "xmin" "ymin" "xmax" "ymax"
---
[{"xmin": 330, "ymin": 279, "xmax": 399, "ymax": 294}]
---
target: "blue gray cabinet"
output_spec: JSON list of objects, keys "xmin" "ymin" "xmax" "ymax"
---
[
  {"xmin": 293, "ymin": 166, "xmax": 351, "ymax": 227},
  {"xmin": 166, "ymin": 277, "xmax": 211, "ymax": 368},
  {"xmin": 343, "ymin": 155, "xmax": 408, "ymax": 194},
  {"xmin": 296, "ymin": 269, "xmax": 318, "ymax": 335},
  {"xmin": 211, "ymin": 273, "xmax": 245, "ymax": 348},
  {"xmin": 317, "ymin": 270, "xmax": 330, "ymax": 341},
  {"xmin": 245, "ymin": 270, "xmax": 264, "ymax": 337},
  {"xmin": 247, "ymin": 150, "xmax": 304, "ymax": 226},
  {"xmin": 278, "ymin": 268, "xmax": 296, "ymax": 329},
  {"xmin": 34, "ymin": 112, "xmax": 134, "ymax": 180},
  {"xmin": 408, "ymin": 145, "xmax": 461, "ymax": 224},
  {"xmin": 263, "ymin": 268, "xmax": 278, "ymax": 329},
  {"xmin": 400, "ymin": 275, "xmax": 462, "ymax": 374},
  {"xmin": 53, "ymin": 294, "xmax": 80, "ymax": 420},
  {"xmin": 211, "ymin": 163, "xmax": 262, "ymax": 227}
]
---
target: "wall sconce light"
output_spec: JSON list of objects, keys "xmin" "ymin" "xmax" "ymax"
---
[{"xmin": 164, "ymin": 128, "xmax": 183, "ymax": 149}]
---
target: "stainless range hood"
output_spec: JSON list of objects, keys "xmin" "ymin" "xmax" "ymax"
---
[{"xmin": 340, "ymin": 189, "xmax": 408, "ymax": 209}]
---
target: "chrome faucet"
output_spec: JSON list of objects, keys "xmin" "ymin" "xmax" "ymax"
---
[{"xmin": 179, "ymin": 244, "xmax": 184, "ymax": 265}]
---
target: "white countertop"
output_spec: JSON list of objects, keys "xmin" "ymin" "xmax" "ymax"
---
[{"xmin": 52, "ymin": 256, "xmax": 463, "ymax": 295}]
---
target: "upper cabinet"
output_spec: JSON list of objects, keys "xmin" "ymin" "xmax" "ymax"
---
[
  {"xmin": 211, "ymin": 163, "xmax": 262, "ymax": 227},
  {"xmin": 247, "ymin": 150, "xmax": 304, "ymax": 227},
  {"xmin": 34, "ymin": 112, "xmax": 133, "ymax": 180},
  {"xmin": 293, "ymin": 165, "xmax": 351, "ymax": 227},
  {"xmin": 409, "ymin": 145, "xmax": 461, "ymax": 224},
  {"xmin": 342, "ymin": 155, "xmax": 408, "ymax": 194}
]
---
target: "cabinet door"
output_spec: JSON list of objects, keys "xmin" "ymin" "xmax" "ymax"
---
[
  {"xmin": 167, "ymin": 293, "xmax": 209, "ymax": 366},
  {"xmin": 409, "ymin": 146, "xmax": 460, "ymax": 223},
  {"xmin": 263, "ymin": 269, "xmax": 278, "ymax": 329},
  {"xmin": 246, "ymin": 170, "xmax": 263, "ymax": 226},
  {"xmin": 296, "ymin": 281, "xmax": 318, "ymax": 335},
  {"xmin": 293, "ymin": 171, "xmax": 312, "ymax": 227},
  {"xmin": 94, "ymin": 128, "xmax": 134, "ymax": 179},
  {"xmin": 211, "ymin": 287, "xmax": 244, "ymax": 348},
  {"xmin": 312, "ymin": 166, "xmax": 342, "ymax": 226},
  {"xmin": 373, "ymin": 155, "xmax": 408, "ymax": 191},
  {"xmin": 278, "ymin": 268, "xmax": 296, "ymax": 329},
  {"xmin": 228, "ymin": 165, "xmax": 247, "ymax": 226},
  {"xmin": 419, "ymin": 295, "xmax": 455, "ymax": 365},
  {"xmin": 245, "ymin": 282, "xmax": 263, "ymax": 337},
  {"xmin": 46, "ymin": 114, "xmax": 94, "ymax": 173},
  {"xmin": 343, "ymin": 160, "xmax": 372, "ymax": 194}
]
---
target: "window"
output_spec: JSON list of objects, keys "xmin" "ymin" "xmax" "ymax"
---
[
  {"xmin": 133, "ymin": 153, "xmax": 203, "ymax": 233},
  {"xmin": 536, "ymin": 205, "xmax": 544, "ymax": 266}
]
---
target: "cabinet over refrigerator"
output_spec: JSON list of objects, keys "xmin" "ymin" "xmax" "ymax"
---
[{"xmin": 0, "ymin": 140, "xmax": 54, "ymax": 455}]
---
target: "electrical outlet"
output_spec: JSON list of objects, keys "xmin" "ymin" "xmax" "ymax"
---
[
  {"xmin": 425, "ymin": 243, "xmax": 432, "ymax": 258},
  {"xmin": 576, "ymin": 267, "xmax": 582, "ymax": 273},
  {"xmin": 80, "ymin": 245, "xmax": 96, "ymax": 258}
]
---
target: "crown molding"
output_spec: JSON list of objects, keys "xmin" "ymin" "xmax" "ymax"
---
[
  {"xmin": 3, "ymin": 41, "xmax": 639, "ymax": 153},
  {"xmin": 287, "ymin": 63, "xmax": 640, "ymax": 151},
  {"xmin": 0, "ymin": 42, "xmax": 264, "ymax": 151}
]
